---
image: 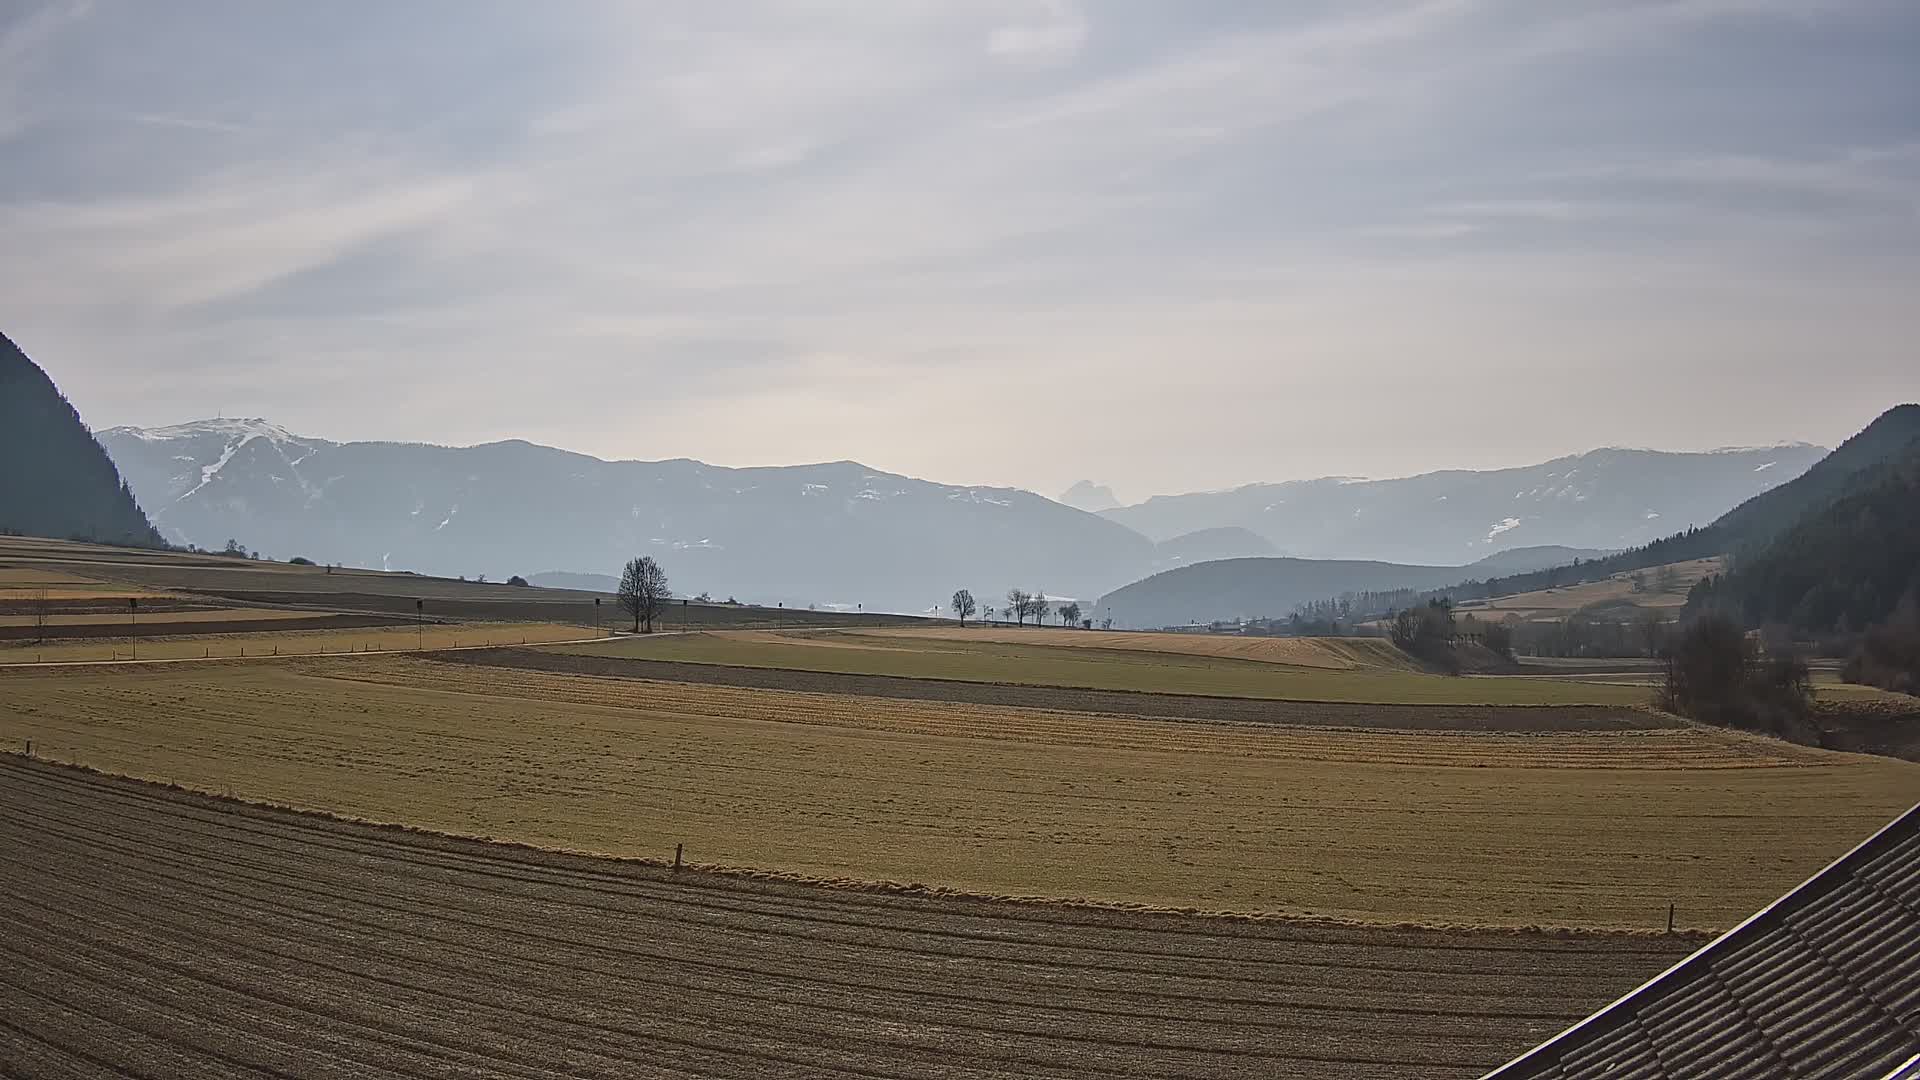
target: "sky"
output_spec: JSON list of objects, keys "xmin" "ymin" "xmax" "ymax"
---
[{"xmin": 4, "ymin": 0, "xmax": 1917, "ymax": 503}]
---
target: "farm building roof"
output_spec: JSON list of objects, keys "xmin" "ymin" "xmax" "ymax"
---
[{"xmin": 1485, "ymin": 802, "xmax": 1920, "ymax": 1080}]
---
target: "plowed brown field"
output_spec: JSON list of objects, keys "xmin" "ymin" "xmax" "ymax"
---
[
  {"xmin": 0, "ymin": 756, "xmax": 1697, "ymax": 1079},
  {"xmin": 3, "ymin": 656, "xmax": 1913, "ymax": 929}
]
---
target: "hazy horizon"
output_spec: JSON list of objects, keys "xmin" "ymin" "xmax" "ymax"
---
[
  {"xmin": 6, "ymin": 1, "xmax": 1916, "ymax": 499},
  {"xmin": 95, "ymin": 409, "xmax": 1846, "ymax": 509}
]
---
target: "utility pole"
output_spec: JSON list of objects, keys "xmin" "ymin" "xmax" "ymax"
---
[
  {"xmin": 415, "ymin": 598, "xmax": 424, "ymax": 650},
  {"xmin": 129, "ymin": 597, "xmax": 139, "ymax": 660},
  {"xmin": 593, "ymin": 597, "xmax": 601, "ymax": 634}
]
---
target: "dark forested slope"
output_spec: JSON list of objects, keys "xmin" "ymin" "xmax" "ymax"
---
[{"xmin": 0, "ymin": 332, "xmax": 160, "ymax": 547}]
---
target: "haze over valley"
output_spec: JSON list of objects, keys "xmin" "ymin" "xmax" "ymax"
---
[{"xmin": 99, "ymin": 410, "xmax": 1825, "ymax": 616}]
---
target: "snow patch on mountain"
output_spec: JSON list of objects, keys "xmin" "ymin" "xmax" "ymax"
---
[
  {"xmin": 175, "ymin": 433, "xmax": 263, "ymax": 502},
  {"xmin": 1485, "ymin": 517, "xmax": 1522, "ymax": 543}
]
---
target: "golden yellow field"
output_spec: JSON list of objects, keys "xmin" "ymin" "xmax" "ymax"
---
[
  {"xmin": 3, "ymin": 654, "xmax": 1911, "ymax": 930},
  {"xmin": 555, "ymin": 629, "xmax": 1652, "ymax": 704},
  {"xmin": 862, "ymin": 626, "xmax": 1427, "ymax": 669},
  {"xmin": 0, "ymin": 607, "xmax": 319, "ymax": 627},
  {"xmin": 0, "ymin": 565, "xmax": 179, "ymax": 600},
  {"xmin": 0, "ymin": 621, "xmax": 594, "ymax": 663}
]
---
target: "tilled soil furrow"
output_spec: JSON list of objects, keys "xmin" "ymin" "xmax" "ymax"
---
[
  {"xmin": 4, "ymin": 815, "xmax": 1511, "ymax": 1073},
  {"xmin": 4, "ymin": 761, "xmax": 1684, "ymax": 966},
  {"xmin": 4, "ymin": 769, "xmax": 1669, "ymax": 1010},
  {"xmin": 0, "ymin": 758, "xmax": 1690, "ymax": 1079}
]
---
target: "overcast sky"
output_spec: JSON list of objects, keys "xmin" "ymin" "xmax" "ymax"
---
[{"xmin": 5, "ymin": 1, "xmax": 1916, "ymax": 501}]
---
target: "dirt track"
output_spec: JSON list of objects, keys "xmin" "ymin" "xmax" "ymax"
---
[
  {"xmin": 0, "ymin": 756, "xmax": 1694, "ymax": 1079},
  {"xmin": 450, "ymin": 646, "xmax": 1676, "ymax": 731}
]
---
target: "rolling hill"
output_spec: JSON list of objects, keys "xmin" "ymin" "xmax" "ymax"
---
[
  {"xmin": 1096, "ymin": 557, "xmax": 1477, "ymax": 628},
  {"xmin": 1687, "ymin": 424, "xmax": 1920, "ymax": 635},
  {"xmin": 0, "ymin": 332, "xmax": 161, "ymax": 548}
]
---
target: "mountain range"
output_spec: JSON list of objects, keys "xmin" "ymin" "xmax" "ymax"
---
[
  {"xmin": 98, "ymin": 420, "xmax": 1154, "ymax": 611},
  {"xmin": 1099, "ymin": 444, "xmax": 1827, "ymax": 564},
  {"xmin": 95, "ymin": 416, "xmax": 1819, "ymax": 613},
  {"xmin": 1103, "ymin": 405, "xmax": 1919, "ymax": 631}
]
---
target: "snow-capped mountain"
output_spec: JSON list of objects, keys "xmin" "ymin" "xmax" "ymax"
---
[
  {"xmin": 1098, "ymin": 444, "xmax": 1829, "ymax": 566},
  {"xmin": 97, "ymin": 420, "xmax": 1153, "ymax": 610},
  {"xmin": 106, "ymin": 419, "xmax": 336, "ymax": 523}
]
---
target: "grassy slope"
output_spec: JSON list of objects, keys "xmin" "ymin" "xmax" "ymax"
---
[{"xmin": 547, "ymin": 629, "xmax": 1651, "ymax": 705}]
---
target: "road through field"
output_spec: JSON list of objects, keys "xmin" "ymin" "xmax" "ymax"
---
[
  {"xmin": 0, "ymin": 756, "xmax": 1696, "ymax": 1080},
  {"xmin": 4, "ymin": 656, "xmax": 1914, "ymax": 929}
]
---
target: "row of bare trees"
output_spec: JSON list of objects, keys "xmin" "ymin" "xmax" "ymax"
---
[{"xmin": 948, "ymin": 588, "xmax": 1084, "ymax": 628}]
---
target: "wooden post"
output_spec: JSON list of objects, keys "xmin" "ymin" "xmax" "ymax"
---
[
  {"xmin": 1667, "ymin": 903, "xmax": 1675, "ymax": 934},
  {"xmin": 674, "ymin": 843, "xmax": 683, "ymax": 870},
  {"xmin": 24, "ymin": 740, "xmax": 31, "ymax": 758}
]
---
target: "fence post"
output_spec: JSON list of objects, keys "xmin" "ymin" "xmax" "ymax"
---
[
  {"xmin": 1667, "ymin": 902, "xmax": 1675, "ymax": 934},
  {"xmin": 674, "ymin": 843, "xmax": 683, "ymax": 871},
  {"xmin": 24, "ymin": 739, "xmax": 31, "ymax": 758}
]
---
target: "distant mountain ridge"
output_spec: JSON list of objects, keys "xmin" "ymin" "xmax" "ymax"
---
[
  {"xmin": 1099, "ymin": 444, "xmax": 1827, "ymax": 564},
  {"xmin": 100, "ymin": 415, "xmax": 1829, "ymax": 617},
  {"xmin": 0, "ymin": 332, "xmax": 161, "ymax": 547},
  {"xmin": 99, "ymin": 419, "xmax": 1152, "ymax": 612}
]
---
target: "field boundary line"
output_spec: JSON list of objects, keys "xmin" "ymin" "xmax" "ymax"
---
[
  {"xmin": 0, "ymin": 754, "xmax": 1714, "ymax": 939},
  {"xmin": 495, "ymin": 645, "xmax": 1672, "ymax": 715}
]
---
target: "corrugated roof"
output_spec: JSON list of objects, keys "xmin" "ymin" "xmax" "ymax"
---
[{"xmin": 1486, "ymin": 803, "xmax": 1920, "ymax": 1080}]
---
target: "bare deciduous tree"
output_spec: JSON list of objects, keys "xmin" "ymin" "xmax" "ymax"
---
[
  {"xmin": 618, "ymin": 556, "xmax": 672, "ymax": 633},
  {"xmin": 1029, "ymin": 591, "xmax": 1049, "ymax": 626},
  {"xmin": 1058, "ymin": 601, "xmax": 1082, "ymax": 627},
  {"xmin": 1007, "ymin": 589, "xmax": 1030, "ymax": 627},
  {"xmin": 1636, "ymin": 610, "xmax": 1667, "ymax": 657},
  {"xmin": 950, "ymin": 588, "xmax": 978, "ymax": 627},
  {"xmin": 31, "ymin": 586, "xmax": 49, "ymax": 644}
]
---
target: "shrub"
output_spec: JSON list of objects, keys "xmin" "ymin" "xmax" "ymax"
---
[
  {"xmin": 1658, "ymin": 615, "xmax": 1815, "ymax": 742},
  {"xmin": 1843, "ymin": 620, "xmax": 1920, "ymax": 696},
  {"xmin": 507, "ymin": 575, "xmax": 529, "ymax": 587},
  {"xmin": 288, "ymin": 556, "xmax": 315, "ymax": 566}
]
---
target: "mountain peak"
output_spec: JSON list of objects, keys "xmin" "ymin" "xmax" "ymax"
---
[
  {"xmin": 109, "ymin": 417, "xmax": 306, "ymax": 445},
  {"xmin": 1059, "ymin": 480, "xmax": 1120, "ymax": 512}
]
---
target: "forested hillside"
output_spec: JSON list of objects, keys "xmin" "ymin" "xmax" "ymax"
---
[
  {"xmin": 1686, "ymin": 437, "xmax": 1920, "ymax": 634},
  {"xmin": 0, "ymin": 332, "xmax": 161, "ymax": 547},
  {"xmin": 1409, "ymin": 404, "xmax": 1920, "ymax": 611}
]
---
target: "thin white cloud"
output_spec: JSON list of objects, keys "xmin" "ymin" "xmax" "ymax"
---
[{"xmin": 4, "ymin": 1, "xmax": 1916, "ymax": 497}]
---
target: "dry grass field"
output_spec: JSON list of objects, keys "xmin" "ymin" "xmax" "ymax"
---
[
  {"xmin": 0, "ymin": 621, "xmax": 593, "ymax": 663},
  {"xmin": 3, "ymin": 655, "xmax": 1912, "ymax": 930},
  {"xmin": 0, "ymin": 535, "xmax": 931, "ymax": 630},
  {"xmin": 0, "ymin": 606, "xmax": 326, "ymax": 627},
  {"xmin": 1452, "ymin": 557, "xmax": 1724, "ymax": 622},
  {"xmin": 548, "ymin": 629, "xmax": 1653, "ymax": 705},
  {"xmin": 0, "ymin": 757, "xmax": 1700, "ymax": 1080},
  {"xmin": 869, "ymin": 626, "xmax": 1429, "ymax": 670}
]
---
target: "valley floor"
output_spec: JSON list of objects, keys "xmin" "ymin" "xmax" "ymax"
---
[{"xmin": 3, "ymin": 654, "xmax": 1912, "ymax": 929}]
